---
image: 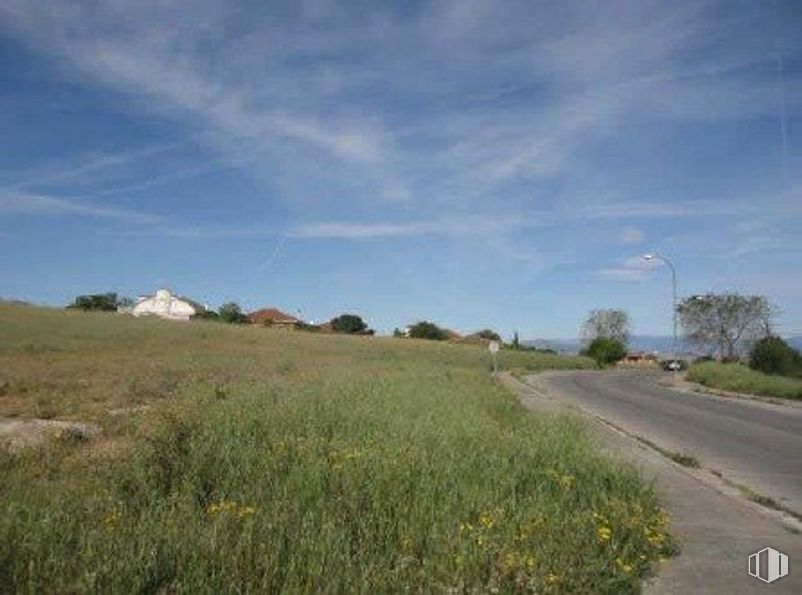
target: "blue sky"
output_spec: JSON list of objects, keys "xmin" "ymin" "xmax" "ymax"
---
[{"xmin": 1, "ymin": 1, "xmax": 800, "ymax": 339}]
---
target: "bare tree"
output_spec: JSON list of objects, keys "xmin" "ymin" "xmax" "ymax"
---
[
  {"xmin": 677, "ymin": 293, "xmax": 772, "ymax": 360},
  {"xmin": 582, "ymin": 309, "xmax": 630, "ymax": 345}
]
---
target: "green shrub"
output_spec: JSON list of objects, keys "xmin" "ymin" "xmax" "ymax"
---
[
  {"xmin": 218, "ymin": 302, "xmax": 247, "ymax": 324},
  {"xmin": 407, "ymin": 321, "xmax": 448, "ymax": 341},
  {"xmin": 749, "ymin": 336, "xmax": 802, "ymax": 378},
  {"xmin": 330, "ymin": 314, "xmax": 368, "ymax": 334},
  {"xmin": 192, "ymin": 310, "xmax": 219, "ymax": 321},
  {"xmin": 687, "ymin": 362, "xmax": 802, "ymax": 399},
  {"xmin": 476, "ymin": 329, "xmax": 501, "ymax": 341},
  {"xmin": 67, "ymin": 292, "xmax": 125, "ymax": 311},
  {"xmin": 581, "ymin": 337, "xmax": 627, "ymax": 367}
]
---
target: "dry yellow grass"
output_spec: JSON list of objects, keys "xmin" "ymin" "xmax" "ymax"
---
[{"xmin": 0, "ymin": 301, "xmax": 592, "ymax": 421}]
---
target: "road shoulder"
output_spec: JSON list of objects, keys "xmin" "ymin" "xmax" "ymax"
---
[{"xmin": 498, "ymin": 372, "xmax": 802, "ymax": 594}]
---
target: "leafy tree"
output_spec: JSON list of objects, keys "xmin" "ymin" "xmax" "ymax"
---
[
  {"xmin": 677, "ymin": 293, "xmax": 771, "ymax": 360},
  {"xmin": 749, "ymin": 336, "xmax": 802, "ymax": 377},
  {"xmin": 581, "ymin": 337, "xmax": 627, "ymax": 367},
  {"xmin": 117, "ymin": 296, "xmax": 135, "ymax": 309},
  {"xmin": 392, "ymin": 328, "xmax": 405, "ymax": 338},
  {"xmin": 68, "ymin": 293, "xmax": 125, "ymax": 311},
  {"xmin": 218, "ymin": 302, "xmax": 247, "ymax": 324},
  {"xmin": 192, "ymin": 309, "xmax": 219, "ymax": 321},
  {"xmin": 582, "ymin": 309, "xmax": 630, "ymax": 345},
  {"xmin": 407, "ymin": 321, "xmax": 448, "ymax": 341},
  {"xmin": 511, "ymin": 331, "xmax": 520, "ymax": 350},
  {"xmin": 330, "ymin": 314, "xmax": 368, "ymax": 334},
  {"xmin": 476, "ymin": 329, "xmax": 501, "ymax": 341}
]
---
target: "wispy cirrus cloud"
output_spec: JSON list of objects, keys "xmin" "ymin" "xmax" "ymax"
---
[
  {"xmin": 596, "ymin": 255, "xmax": 662, "ymax": 282},
  {"xmin": 1, "ymin": 141, "xmax": 184, "ymax": 191},
  {"xmin": 289, "ymin": 198, "xmax": 761, "ymax": 241},
  {"xmin": 0, "ymin": 190, "xmax": 160, "ymax": 223},
  {"xmin": 3, "ymin": 0, "xmax": 798, "ymax": 224},
  {"xmin": 620, "ymin": 226, "xmax": 645, "ymax": 244},
  {"xmin": 289, "ymin": 222, "xmax": 431, "ymax": 239},
  {"xmin": 0, "ymin": 2, "xmax": 392, "ymax": 165},
  {"xmin": 0, "ymin": 1, "xmax": 800, "ymax": 336}
]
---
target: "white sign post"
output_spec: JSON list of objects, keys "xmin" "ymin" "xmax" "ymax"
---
[{"xmin": 488, "ymin": 340, "xmax": 500, "ymax": 373}]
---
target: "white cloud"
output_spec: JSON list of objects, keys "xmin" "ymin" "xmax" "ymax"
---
[
  {"xmin": 0, "ymin": 191, "xmax": 159, "ymax": 223},
  {"xmin": 620, "ymin": 226, "xmax": 645, "ymax": 244},
  {"xmin": 3, "ymin": 142, "xmax": 184, "ymax": 191},
  {"xmin": 596, "ymin": 255, "xmax": 661, "ymax": 282},
  {"xmin": 595, "ymin": 267, "xmax": 650, "ymax": 282},
  {"xmin": 289, "ymin": 222, "xmax": 427, "ymax": 239},
  {"xmin": 1, "ymin": 0, "xmax": 799, "ymax": 237}
]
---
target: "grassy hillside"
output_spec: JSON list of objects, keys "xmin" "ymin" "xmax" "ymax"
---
[
  {"xmin": 687, "ymin": 361, "xmax": 802, "ymax": 400},
  {"xmin": 0, "ymin": 303, "xmax": 673, "ymax": 593},
  {"xmin": 0, "ymin": 302, "xmax": 593, "ymax": 421}
]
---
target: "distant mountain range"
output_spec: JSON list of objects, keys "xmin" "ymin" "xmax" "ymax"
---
[{"xmin": 525, "ymin": 335, "xmax": 802, "ymax": 355}]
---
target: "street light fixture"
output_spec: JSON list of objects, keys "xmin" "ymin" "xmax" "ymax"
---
[{"xmin": 643, "ymin": 252, "xmax": 679, "ymax": 375}]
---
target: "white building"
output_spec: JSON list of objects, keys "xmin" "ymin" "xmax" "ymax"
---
[{"xmin": 131, "ymin": 289, "xmax": 205, "ymax": 321}]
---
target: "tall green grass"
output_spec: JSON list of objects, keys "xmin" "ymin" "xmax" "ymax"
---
[
  {"xmin": 0, "ymin": 304, "xmax": 673, "ymax": 592},
  {"xmin": 687, "ymin": 362, "xmax": 802, "ymax": 399}
]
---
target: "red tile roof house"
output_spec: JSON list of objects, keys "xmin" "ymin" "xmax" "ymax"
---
[
  {"xmin": 247, "ymin": 308, "xmax": 301, "ymax": 328},
  {"xmin": 617, "ymin": 352, "xmax": 659, "ymax": 368}
]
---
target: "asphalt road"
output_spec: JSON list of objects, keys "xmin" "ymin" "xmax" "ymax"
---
[{"xmin": 538, "ymin": 370, "xmax": 802, "ymax": 517}]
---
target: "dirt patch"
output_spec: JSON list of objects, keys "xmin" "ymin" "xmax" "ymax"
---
[{"xmin": 0, "ymin": 416, "xmax": 101, "ymax": 451}]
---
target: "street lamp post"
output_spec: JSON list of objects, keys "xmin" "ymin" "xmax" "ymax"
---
[{"xmin": 644, "ymin": 252, "xmax": 678, "ymax": 379}]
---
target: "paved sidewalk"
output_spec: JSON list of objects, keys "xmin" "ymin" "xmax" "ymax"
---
[{"xmin": 499, "ymin": 372, "xmax": 801, "ymax": 594}]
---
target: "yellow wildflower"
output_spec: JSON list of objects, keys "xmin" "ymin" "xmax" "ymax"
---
[
  {"xmin": 103, "ymin": 508, "xmax": 122, "ymax": 529},
  {"xmin": 479, "ymin": 511, "xmax": 495, "ymax": 529},
  {"xmin": 616, "ymin": 558, "xmax": 634, "ymax": 573},
  {"xmin": 206, "ymin": 500, "xmax": 256, "ymax": 519},
  {"xmin": 597, "ymin": 526, "xmax": 612, "ymax": 542},
  {"xmin": 237, "ymin": 506, "xmax": 257, "ymax": 518},
  {"xmin": 525, "ymin": 555, "xmax": 537, "ymax": 570},
  {"xmin": 558, "ymin": 474, "xmax": 574, "ymax": 491},
  {"xmin": 648, "ymin": 535, "xmax": 664, "ymax": 546},
  {"xmin": 502, "ymin": 551, "xmax": 519, "ymax": 570}
]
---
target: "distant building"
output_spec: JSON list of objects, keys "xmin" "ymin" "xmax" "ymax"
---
[
  {"xmin": 248, "ymin": 307, "xmax": 301, "ymax": 328},
  {"xmin": 617, "ymin": 352, "xmax": 659, "ymax": 368},
  {"xmin": 131, "ymin": 289, "xmax": 205, "ymax": 321}
]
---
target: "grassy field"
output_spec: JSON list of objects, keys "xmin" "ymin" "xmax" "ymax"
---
[
  {"xmin": 1, "ymin": 303, "xmax": 674, "ymax": 593},
  {"xmin": 687, "ymin": 361, "xmax": 802, "ymax": 400}
]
